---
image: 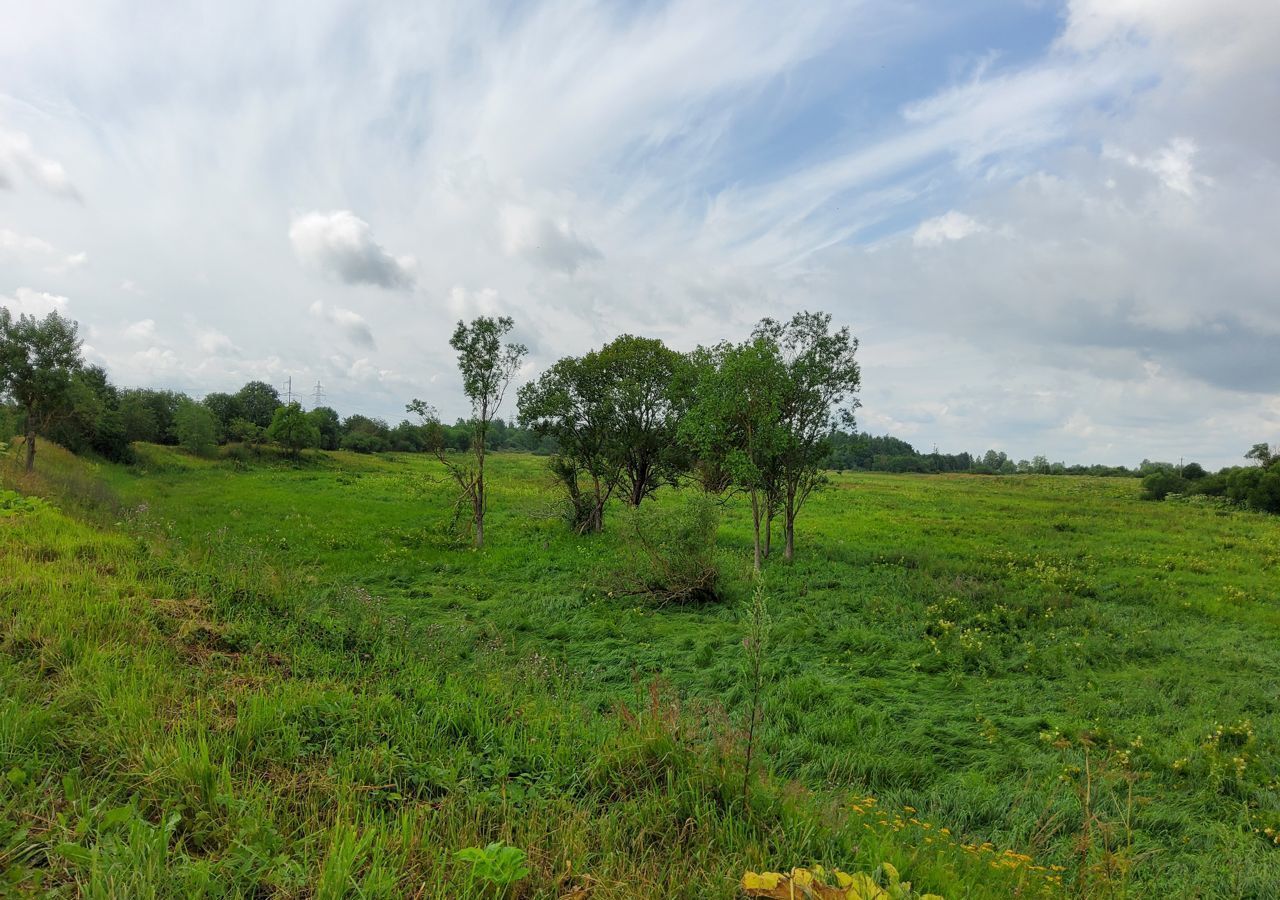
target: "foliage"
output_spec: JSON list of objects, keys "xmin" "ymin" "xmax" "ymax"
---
[
  {"xmin": 758, "ymin": 311, "xmax": 860, "ymax": 560},
  {"xmin": 0, "ymin": 307, "xmax": 83, "ymax": 471},
  {"xmin": 267, "ymin": 402, "xmax": 321, "ymax": 456},
  {"xmin": 742, "ymin": 862, "xmax": 943, "ymax": 899},
  {"xmin": 307, "ymin": 406, "xmax": 342, "ymax": 450},
  {"xmin": 410, "ymin": 315, "xmax": 527, "ymax": 548},
  {"xmin": 454, "ymin": 842, "xmax": 530, "ymax": 890},
  {"xmin": 173, "ymin": 399, "xmax": 217, "ymax": 457},
  {"xmin": 612, "ymin": 492, "xmax": 720, "ymax": 604},
  {"xmin": 234, "ymin": 380, "xmax": 282, "ymax": 429},
  {"xmin": 1139, "ymin": 470, "xmax": 1187, "ymax": 501}
]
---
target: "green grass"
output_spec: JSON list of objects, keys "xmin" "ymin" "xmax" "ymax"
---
[{"xmin": 4, "ymin": 442, "xmax": 1280, "ymax": 896}]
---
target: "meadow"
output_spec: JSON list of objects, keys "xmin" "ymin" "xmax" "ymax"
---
[{"xmin": 3, "ymin": 443, "xmax": 1280, "ymax": 897}]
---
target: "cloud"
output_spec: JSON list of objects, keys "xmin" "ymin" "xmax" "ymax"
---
[
  {"xmin": 499, "ymin": 205, "xmax": 601, "ymax": 273},
  {"xmin": 195, "ymin": 327, "xmax": 236, "ymax": 356},
  {"xmin": 1103, "ymin": 137, "xmax": 1207, "ymax": 195},
  {"xmin": 123, "ymin": 318, "xmax": 157, "ymax": 341},
  {"xmin": 0, "ymin": 129, "xmax": 82, "ymax": 201},
  {"xmin": 309, "ymin": 300, "xmax": 376, "ymax": 347},
  {"xmin": 0, "ymin": 228, "xmax": 88, "ymax": 272},
  {"xmin": 1, "ymin": 286, "xmax": 69, "ymax": 317},
  {"xmin": 912, "ymin": 211, "xmax": 987, "ymax": 246},
  {"xmin": 289, "ymin": 211, "xmax": 416, "ymax": 290}
]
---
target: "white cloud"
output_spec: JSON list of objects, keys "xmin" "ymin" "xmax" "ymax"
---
[
  {"xmin": 1, "ymin": 286, "xmax": 69, "ymax": 317},
  {"xmin": 912, "ymin": 211, "xmax": 987, "ymax": 246},
  {"xmin": 0, "ymin": 228, "xmax": 87, "ymax": 272},
  {"xmin": 498, "ymin": 205, "xmax": 600, "ymax": 273},
  {"xmin": 123, "ymin": 318, "xmax": 157, "ymax": 341},
  {"xmin": 289, "ymin": 211, "xmax": 416, "ymax": 290},
  {"xmin": 0, "ymin": 129, "xmax": 81, "ymax": 201},
  {"xmin": 309, "ymin": 300, "xmax": 376, "ymax": 347},
  {"xmin": 1103, "ymin": 137, "xmax": 1206, "ymax": 195},
  {"xmin": 195, "ymin": 327, "xmax": 236, "ymax": 356}
]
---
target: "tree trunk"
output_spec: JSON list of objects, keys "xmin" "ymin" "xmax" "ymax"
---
[
  {"xmin": 750, "ymin": 490, "xmax": 762, "ymax": 572},
  {"xmin": 474, "ymin": 426, "xmax": 486, "ymax": 548},
  {"xmin": 24, "ymin": 425, "xmax": 36, "ymax": 473},
  {"xmin": 763, "ymin": 507, "xmax": 773, "ymax": 558},
  {"xmin": 783, "ymin": 487, "xmax": 796, "ymax": 561}
]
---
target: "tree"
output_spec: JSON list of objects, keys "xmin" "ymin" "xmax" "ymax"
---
[
  {"xmin": 681, "ymin": 338, "xmax": 789, "ymax": 572},
  {"xmin": 175, "ymin": 399, "xmax": 217, "ymax": 457},
  {"xmin": 267, "ymin": 402, "xmax": 320, "ymax": 457},
  {"xmin": 307, "ymin": 406, "xmax": 342, "ymax": 450},
  {"xmin": 234, "ymin": 380, "xmax": 281, "ymax": 429},
  {"xmin": 410, "ymin": 315, "xmax": 526, "ymax": 548},
  {"xmin": 202, "ymin": 392, "xmax": 242, "ymax": 441},
  {"xmin": 757, "ymin": 312, "xmax": 860, "ymax": 561},
  {"xmin": 518, "ymin": 353, "xmax": 619, "ymax": 532},
  {"xmin": 1245, "ymin": 443, "xmax": 1274, "ymax": 467},
  {"xmin": 0, "ymin": 308, "xmax": 83, "ymax": 472},
  {"xmin": 598, "ymin": 335, "xmax": 690, "ymax": 506}
]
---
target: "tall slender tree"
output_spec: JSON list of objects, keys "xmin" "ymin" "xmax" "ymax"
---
[
  {"xmin": 0, "ymin": 308, "xmax": 84, "ymax": 472},
  {"xmin": 411, "ymin": 315, "xmax": 526, "ymax": 548}
]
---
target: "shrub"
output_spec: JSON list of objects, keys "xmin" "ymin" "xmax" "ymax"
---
[
  {"xmin": 613, "ymin": 492, "xmax": 720, "ymax": 604},
  {"xmin": 1140, "ymin": 470, "xmax": 1188, "ymax": 501}
]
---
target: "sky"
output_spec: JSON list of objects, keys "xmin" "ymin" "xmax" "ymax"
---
[{"xmin": 2, "ymin": 0, "xmax": 1277, "ymax": 468}]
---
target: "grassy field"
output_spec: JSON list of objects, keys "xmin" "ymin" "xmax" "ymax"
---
[{"xmin": 4, "ymin": 443, "xmax": 1280, "ymax": 897}]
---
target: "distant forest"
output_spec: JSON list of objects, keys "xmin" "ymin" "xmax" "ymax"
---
[{"xmin": 2, "ymin": 370, "xmax": 1180, "ymax": 480}]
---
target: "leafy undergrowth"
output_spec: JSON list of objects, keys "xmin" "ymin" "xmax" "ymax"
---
[{"xmin": 0, "ymin": 455, "xmax": 1044, "ymax": 896}]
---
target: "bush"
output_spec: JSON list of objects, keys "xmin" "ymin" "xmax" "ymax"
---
[
  {"xmin": 1141, "ymin": 470, "xmax": 1188, "ymax": 501},
  {"xmin": 612, "ymin": 493, "xmax": 720, "ymax": 604}
]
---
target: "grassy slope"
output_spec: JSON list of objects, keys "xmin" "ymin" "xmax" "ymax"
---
[
  {"xmin": 5, "ymin": 441, "xmax": 1280, "ymax": 895},
  {"xmin": 2, "ymin": 444, "xmax": 1052, "ymax": 898}
]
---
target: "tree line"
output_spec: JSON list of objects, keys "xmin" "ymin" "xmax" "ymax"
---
[{"xmin": 4, "ymin": 306, "xmax": 1275, "ymax": 554}]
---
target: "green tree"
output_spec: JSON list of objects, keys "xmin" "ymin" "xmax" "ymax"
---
[
  {"xmin": 307, "ymin": 406, "xmax": 342, "ymax": 450},
  {"xmin": 1245, "ymin": 442, "xmax": 1274, "ymax": 467},
  {"xmin": 234, "ymin": 380, "xmax": 281, "ymax": 429},
  {"xmin": 598, "ymin": 335, "xmax": 690, "ymax": 506},
  {"xmin": 755, "ymin": 312, "xmax": 861, "ymax": 561},
  {"xmin": 410, "ymin": 315, "xmax": 526, "ymax": 548},
  {"xmin": 175, "ymin": 399, "xmax": 217, "ymax": 457},
  {"xmin": 681, "ymin": 337, "xmax": 789, "ymax": 572},
  {"xmin": 267, "ymin": 402, "xmax": 320, "ymax": 457},
  {"xmin": 201, "ymin": 392, "xmax": 242, "ymax": 441},
  {"xmin": 518, "ymin": 353, "xmax": 619, "ymax": 532},
  {"xmin": 0, "ymin": 308, "xmax": 83, "ymax": 472}
]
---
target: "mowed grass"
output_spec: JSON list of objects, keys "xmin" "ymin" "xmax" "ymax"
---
[{"xmin": 4, "ymin": 442, "xmax": 1280, "ymax": 896}]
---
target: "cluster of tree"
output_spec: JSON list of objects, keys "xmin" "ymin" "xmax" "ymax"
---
[
  {"xmin": 1141, "ymin": 444, "xmax": 1280, "ymax": 514},
  {"xmin": 476, "ymin": 311, "xmax": 862, "ymax": 569},
  {"xmin": 825, "ymin": 437, "xmax": 1188, "ymax": 478},
  {"xmin": 0, "ymin": 308, "xmax": 553, "ymax": 467}
]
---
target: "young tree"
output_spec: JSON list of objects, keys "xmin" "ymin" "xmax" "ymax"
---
[
  {"xmin": 267, "ymin": 402, "xmax": 320, "ymax": 457},
  {"xmin": 411, "ymin": 315, "xmax": 526, "ymax": 548},
  {"xmin": 518, "ymin": 353, "xmax": 619, "ymax": 532},
  {"xmin": 175, "ymin": 399, "xmax": 218, "ymax": 457},
  {"xmin": 0, "ymin": 308, "xmax": 83, "ymax": 472},
  {"xmin": 759, "ymin": 312, "xmax": 860, "ymax": 561},
  {"xmin": 1246, "ymin": 442, "xmax": 1274, "ymax": 467},
  {"xmin": 681, "ymin": 338, "xmax": 789, "ymax": 572}
]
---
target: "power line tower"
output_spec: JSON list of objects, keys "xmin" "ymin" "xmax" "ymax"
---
[
  {"xmin": 312, "ymin": 380, "xmax": 326, "ymax": 408},
  {"xmin": 283, "ymin": 376, "xmax": 296, "ymax": 405}
]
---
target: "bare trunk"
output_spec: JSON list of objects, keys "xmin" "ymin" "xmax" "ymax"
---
[
  {"xmin": 763, "ymin": 507, "xmax": 773, "ymax": 558},
  {"xmin": 750, "ymin": 490, "xmax": 762, "ymax": 572},
  {"xmin": 474, "ymin": 443, "xmax": 485, "ymax": 548},
  {"xmin": 25, "ymin": 425, "xmax": 36, "ymax": 473},
  {"xmin": 783, "ymin": 489, "xmax": 796, "ymax": 561}
]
